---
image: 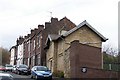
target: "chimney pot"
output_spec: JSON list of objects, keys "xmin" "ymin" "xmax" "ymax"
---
[
  {"xmin": 51, "ymin": 18, "xmax": 58, "ymax": 23},
  {"xmin": 38, "ymin": 25, "xmax": 44, "ymax": 30}
]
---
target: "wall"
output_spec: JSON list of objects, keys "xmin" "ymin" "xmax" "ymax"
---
[
  {"xmin": 79, "ymin": 67, "xmax": 118, "ymax": 78},
  {"xmin": 10, "ymin": 48, "xmax": 15, "ymax": 65},
  {"xmin": 17, "ymin": 43, "xmax": 24, "ymax": 66},
  {"xmin": 56, "ymin": 25, "xmax": 103, "ymax": 76},
  {"xmin": 0, "ymin": 48, "xmax": 2, "ymax": 65},
  {"xmin": 46, "ymin": 42, "xmax": 54, "ymax": 72},
  {"xmin": 68, "ymin": 40, "xmax": 118, "ymax": 78},
  {"xmin": 43, "ymin": 17, "xmax": 76, "ymax": 66},
  {"xmin": 65, "ymin": 26, "xmax": 102, "ymax": 48},
  {"xmin": 64, "ymin": 48, "xmax": 71, "ymax": 78}
]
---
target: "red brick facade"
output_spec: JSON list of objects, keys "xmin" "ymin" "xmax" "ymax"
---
[
  {"xmin": 68, "ymin": 40, "xmax": 118, "ymax": 78},
  {"xmin": 21, "ymin": 17, "xmax": 76, "ymax": 68}
]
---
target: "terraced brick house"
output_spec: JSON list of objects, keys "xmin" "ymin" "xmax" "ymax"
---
[
  {"xmin": 16, "ymin": 36, "xmax": 24, "ymax": 66},
  {"xmin": 23, "ymin": 34, "xmax": 30, "ymax": 66},
  {"xmin": 10, "ymin": 46, "xmax": 17, "ymax": 65},
  {"xmin": 22, "ymin": 17, "xmax": 76, "ymax": 68}
]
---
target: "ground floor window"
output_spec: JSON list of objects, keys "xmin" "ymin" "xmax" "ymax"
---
[{"xmin": 33, "ymin": 56, "xmax": 35, "ymax": 66}]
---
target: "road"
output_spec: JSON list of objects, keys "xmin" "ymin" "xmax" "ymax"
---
[
  {"xmin": 1, "ymin": 71, "xmax": 32, "ymax": 80},
  {"xmin": 1, "ymin": 71, "xmax": 58, "ymax": 80}
]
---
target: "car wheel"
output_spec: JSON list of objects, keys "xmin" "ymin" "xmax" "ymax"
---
[
  {"xmin": 18, "ymin": 71, "xmax": 21, "ymax": 75},
  {"xmin": 35, "ymin": 75, "xmax": 38, "ymax": 80}
]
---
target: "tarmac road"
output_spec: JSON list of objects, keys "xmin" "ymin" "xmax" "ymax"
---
[
  {"xmin": 1, "ymin": 71, "xmax": 57, "ymax": 80},
  {"xmin": 1, "ymin": 71, "xmax": 32, "ymax": 80}
]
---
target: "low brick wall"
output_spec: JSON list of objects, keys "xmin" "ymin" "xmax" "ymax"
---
[
  {"xmin": 67, "ymin": 40, "xmax": 118, "ymax": 78},
  {"xmin": 79, "ymin": 67, "xmax": 118, "ymax": 78}
]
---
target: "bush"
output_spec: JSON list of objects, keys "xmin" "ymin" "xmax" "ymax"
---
[{"xmin": 53, "ymin": 70, "xmax": 64, "ymax": 78}]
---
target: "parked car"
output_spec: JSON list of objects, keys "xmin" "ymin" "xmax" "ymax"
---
[
  {"xmin": 0, "ymin": 66, "xmax": 6, "ymax": 72},
  {"xmin": 0, "ymin": 73, "xmax": 14, "ymax": 80},
  {"xmin": 5, "ymin": 64, "xmax": 13, "ymax": 72},
  {"xmin": 12, "ymin": 65, "xmax": 17, "ymax": 73},
  {"xmin": 16, "ymin": 64, "xmax": 30, "ymax": 75},
  {"xmin": 30, "ymin": 66, "xmax": 52, "ymax": 80}
]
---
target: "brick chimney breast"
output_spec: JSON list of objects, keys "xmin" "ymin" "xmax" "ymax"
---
[
  {"xmin": 24, "ymin": 36, "xmax": 27, "ymax": 39},
  {"xmin": 51, "ymin": 17, "xmax": 58, "ymax": 23},
  {"xmin": 31, "ymin": 29, "xmax": 34, "ymax": 34},
  {"xmin": 27, "ymin": 34, "xmax": 30, "ymax": 37},
  {"xmin": 34, "ymin": 28, "xmax": 38, "ymax": 33},
  {"xmin": 45, "ymin": 22, "xmax": 51, "ymax": 28},
  {"xmin": 38, "ymin": 25, "xmax": 44, "ymax": 30}
]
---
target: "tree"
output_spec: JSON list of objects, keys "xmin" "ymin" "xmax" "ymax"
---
[
  {"xmin": 102, "ymin": 44, "xmax": 118, "ymax": 63},
  {"xmin": 102, "ymin": 44, "xmax": 118, "ymax": 56},
  {"xmin": 0, "ymin": 47, "xmax": 10, "ymax": 65}
]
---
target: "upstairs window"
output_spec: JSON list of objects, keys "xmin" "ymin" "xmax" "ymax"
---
[
  {"xmin": 37, "ymin": 34, "xmax": 41, "ymax": 48},
  {"xmin": 33, "ymin": 39, "xmax": 35, "ymax": 49}
]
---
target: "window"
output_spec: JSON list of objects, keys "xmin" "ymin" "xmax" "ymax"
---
[
  {"xmin": 37, "ymin": 35, "xmax": 41, "ymax": 48},
  {"xmin": 30, "ymin": 58, "xmax": 31, "ymax": 65},
  {"xmin": 28, "ymin": 58, "xmax": 30, "ymax": 66},
  {"xmin": 33, "ymin": 56, "xmax": 35, "ymax": 66},
  {"xmin": 33, "ymin": 39, "xmax": 35, "ymax": 49},
  {"xmin": 28, "ymin": 40, "xmax": 30, "ymax": 52},
  {"xmin": 37, "ymin": 66, "xmax": 48, "ymax": 71}
]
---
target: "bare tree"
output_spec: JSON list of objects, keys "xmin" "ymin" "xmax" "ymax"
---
[{"xmin": 102, "ymin": 44, "xmax": 118, "ymax": 56}]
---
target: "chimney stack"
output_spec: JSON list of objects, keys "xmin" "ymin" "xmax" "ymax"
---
[
  {"xmin": 51, "ymin": 17, "xmax": 58, "ymax": 23},
  {"xmin": 38, "ymin": 25, "xmax": 44, "ymax": 31},
  {"xmin": 45, "ymin": 22, "xmax": 51, "ymax": 28}
]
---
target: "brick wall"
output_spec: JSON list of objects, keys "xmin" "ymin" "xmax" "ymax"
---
[
  {"xmin": 43, "ymin": 17, "xmax": 76, "ymax": 66},
  {"xmin": 68, "ymin": 40, "xmax": 118, "ymax": 78},
  {"xmin": 79, "ymin": 67, "xmax": 118, "ymax": 78}
]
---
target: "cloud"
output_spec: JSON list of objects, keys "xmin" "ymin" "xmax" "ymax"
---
[{"xmin": 0, "ymin": 0, "xmax": 118, "ymax": 49}]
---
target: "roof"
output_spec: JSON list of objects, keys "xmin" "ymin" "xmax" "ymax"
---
[
  {"xmin": 45, "ymin": 34, "xmax": 60, "ymax": 48},
  {"xmin": 59, "ymin": 17, "xmax": 76, "ymax": 30},
  {"xmin": 45, "ymin": 20, "xmax": 108, "ymax": 49},
  {"xmin": 48, "ymin": 34, "xmax": 61, "ymax": 41},
  {"xmin": 62, "ymin": 20, "xmax": 108, "ymax": 42}
]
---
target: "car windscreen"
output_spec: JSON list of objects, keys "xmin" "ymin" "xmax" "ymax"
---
[
  {"xmin": 19, "ymin": 65, "xmax": 28, "ymax": 68},
  {"xmin": 6, "ymin": 65, "xmax": 12, "ymax": 67},
  {"xmin": 37, "ymin": 66, "xmax": 49, "ymax": 71}
]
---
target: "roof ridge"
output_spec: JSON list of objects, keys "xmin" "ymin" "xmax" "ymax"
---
[{"xmin": 63, "ymin": 20, "xmax": 108, "ymax": 42}]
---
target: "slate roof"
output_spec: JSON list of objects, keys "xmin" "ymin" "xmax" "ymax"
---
[
  {"xmin": 46, "ymin": 20, "xmax": 108, "ymax": 47},
  {"xmin": 45, "ymin": 34, "xmax": 60, "ymax": 47},
  {"xmin": 62, "ymin": 20, "xmax": 108, "ymax": 42},
  {"xmin": 48, "ymin": 34, "xmax": 61, "ymax": 41}
]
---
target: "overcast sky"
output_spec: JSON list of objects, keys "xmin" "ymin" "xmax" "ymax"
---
[{"xmin": 0, "ymin": 0, "xmax": 118, "ymax": 50}]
